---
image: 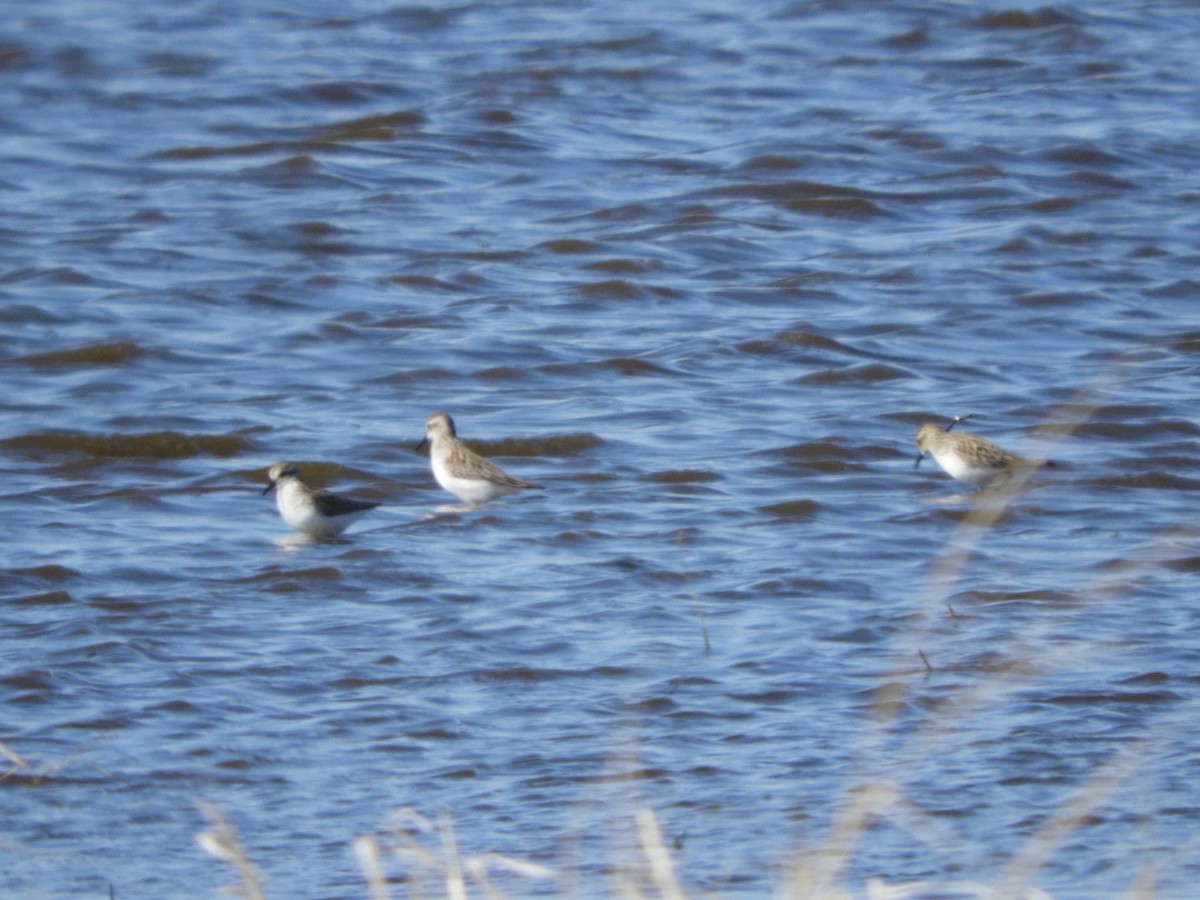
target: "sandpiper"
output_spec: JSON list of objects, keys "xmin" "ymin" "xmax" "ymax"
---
[
  {"xmin": 915, "ymin": 417, "xmax": 1049, "ymax": 489},
  {"xmin": 263, "ymin": 461, "xmax": 379, "ymax": 537},
  {"xmin": 416, "ymin": 411, "xmax": 543, "ymax": 504}
]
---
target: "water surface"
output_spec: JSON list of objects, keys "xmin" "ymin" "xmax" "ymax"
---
[{"xmin": 3, "ymin": 2, "xmax": 1200, "ymax": 897}]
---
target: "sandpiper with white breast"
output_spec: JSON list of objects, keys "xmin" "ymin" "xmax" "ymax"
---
[
  {"xmin": 915, "ymin": 417, "xmax": 1050, "ymax": 489},
  {"xmin": 416, "ymin": 411, "xmax": 543, "ymax": 504},
  {"xmin": 263, "ymin": 461, "xmax": 379, "ymax": 538}
]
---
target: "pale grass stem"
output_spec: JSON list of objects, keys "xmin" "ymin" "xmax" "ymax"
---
[
  {"xmin": 350, "ymin": 806, "xmax": 555, "ymax": 899},
  {"xmin": 635, "ymin": 809, "xmax": 686, "ymax": 900},
  {"xmin": 0, "ymin": 738, "xmax": 85, "ymax": 785},
  {"xmin": 353, "ymin": 834, "xmax": 391, "ymax": 900},
  {"xmin": 675, "ymin": 527, "xmax": 711, "ymax": 653},
  {"xmin": 438, "ymin": 809, "xmax": 467, "ymax": 900},
  {"xmin": 0, "ymin": 739, "xmax": 30, "ymax": 773},
  {"xmin": 196, "ymin": 801, "xmax": 266, "ymax": 900}
]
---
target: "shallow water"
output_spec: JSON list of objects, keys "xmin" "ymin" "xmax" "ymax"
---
[{"xmin": 3, "ymin": 1, "xmax": 1200, "ymax": 897}]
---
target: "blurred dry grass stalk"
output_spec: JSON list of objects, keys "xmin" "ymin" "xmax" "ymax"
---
[
  {"xmin": 0, "ymin": 739, "xmax": 30, "ymax": 773},
  {"xmin": 353, "ymin": 808, "xmax": 557, "ymax": 899},
  {"xmin": 197, "ymin": 802, "xmax": 267, "ymax": 900}
]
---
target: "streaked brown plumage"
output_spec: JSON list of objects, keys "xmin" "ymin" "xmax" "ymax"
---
[{"xmin": 915, "ymin": 423, "xmax": 1048, "ymax": 488}]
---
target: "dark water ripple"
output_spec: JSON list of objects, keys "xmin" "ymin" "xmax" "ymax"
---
[{"xmin": 3, "ymin": 1, "xmax": 1200, "ymax": 898}]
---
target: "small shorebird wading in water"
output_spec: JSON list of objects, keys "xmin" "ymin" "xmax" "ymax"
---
[
  {"xmin": 263, "ymin": 461, "xmax": 379, "ymax": 537},
  {"xmin": 416, "ymin": 411, "xmax": 543, "ymax": 504},
  {"xmin": 915, "ymin": 414, "xmax": 1051, "ymax": 490}
]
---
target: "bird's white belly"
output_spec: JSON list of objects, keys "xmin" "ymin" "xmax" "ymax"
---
[
  {"xmin": 277, "ymin": 484, "xmax": 352, "ymax": 536},
  {"xmin": 936, "ymin": 451, "xmax": 994, "ymax": 486},
  {"xmin": 432, "ymin": 457, "xmax": 513, "ymax": 503}
]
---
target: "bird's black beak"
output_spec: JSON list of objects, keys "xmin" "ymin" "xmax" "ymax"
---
[
  {"xmin": 414, "ymin": 437, "xmax": 428, "ymax": 453},
  {"xmin": 262, "ymin": 480, "xmax": 276, "ymax": 495},
  {"xmin": 914, "ymin": 452, "xmax": 924, "ymax": 470}
]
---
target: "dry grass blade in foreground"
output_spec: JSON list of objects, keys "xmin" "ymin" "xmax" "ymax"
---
[
  {"xmin": 353, "ymin": 808, "xmax": 556, "ymax": 899},
  {"xmin": 197, "ymin": 802, "xmax": 267, "ymax": 900}
]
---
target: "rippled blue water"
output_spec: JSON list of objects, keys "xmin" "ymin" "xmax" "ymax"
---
[{"xmin": 3, "ymin": 1, "xmax": 1200, "ymax": 897}]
